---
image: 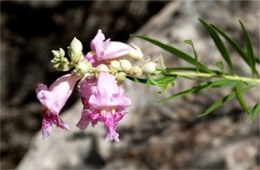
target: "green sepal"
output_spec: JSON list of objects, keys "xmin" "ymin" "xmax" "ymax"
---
[{"xmin": 51, "ymin": 48, "xmax": 73, "ymax": 71}]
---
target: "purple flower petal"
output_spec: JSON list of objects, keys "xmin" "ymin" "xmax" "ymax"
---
[
  {"xmin": 42, "ymin": 109, "xmax": 70, "ymax": 139},
  {"xmin": 76, "ymin": 109, "xmax": 90, "ymax": 130},
  {"xmin": 79, "ymin": 77, "xmax": 97, "ymax": 107},
  {"xmin": 87, "ymin": 111, "xmax": 103, "ymax": 127},
  {"xmin": 104, "ymin": 112, "xmax": 120, "ymax": 142},
  {"xmin": 42, "ymin": 115, "xmax": 52, "ymax": 139},
  {"xmin": 36, "ymin": 74, "xmax": 79, "ymax": 114},
  {"xmin": 89, "ymin": 72, "xmax": 131, "ymax": 109},
  {"xmin": 77, "ymin": 109, "xmax": 102, "ymax": 130},
  {"xmin": 90, "ymin": 29, "xmax": 110, "ymax": 60},
  {"xmin": 36, "ymin": 74, "xmax": 78, "ymax": 138},
  {"xmin": 102, "ymin": 41, "xmax": 133, "ymax": 60},
  {"xmin": 88, "ymin": 29, "xmax": 134, "ymax": 63}
]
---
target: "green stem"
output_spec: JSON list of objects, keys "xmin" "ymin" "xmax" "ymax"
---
[{"xmin": 160, "ymin": 71, "xmax": 260, "ymax": 84}]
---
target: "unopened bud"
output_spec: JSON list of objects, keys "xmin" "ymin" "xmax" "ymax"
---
[
  {"xmin": 141, "ymin": 62, "xmax": 157, "ymax": 74},
  {"xmin": 120, "ymin": 59, "xmax": 132, "ymax": 73},
  {"xmin": 71, "ymin": 54, "xmax": 81, "ymax": 63},
  {"xmin": 51, "ymin": 48, "xmax": 71, "ymax": 71},
  {"xmin": 76, "ymin": 61, "xmax": 91, "ymax": 74},
  {"xmin": 110, "ymin": 60, "xmax": 121, "ymax": 70},
  {"xmin": 129, "ymin": 66, "xmax": 142, "ymax": 77},
  {"xmin": 116, "ymin": 72, "xmax": 126, "ymax": 82},
  {"xmin": 68, "ymin": 37, "xmax": 83, "ymax": 63},
  {"xmin": 70, "ymin": 37, "xmax": 83, "ymax": 54},
  {"xmin": 127, "ymin": 43, "xmax": 143, "ymax": 59},
  {"xmin": 52, "ymin": 48, "xmax": 65, "ymax": 58},
  {"xmin": 96, "ymin": 64, "xmax": 109, "ymax": 72}
]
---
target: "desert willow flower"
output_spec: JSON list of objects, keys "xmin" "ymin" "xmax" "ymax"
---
[
  {"xmin": 36, "ymin": 29, "xmax": 144, "ymax": 142},
  {"xmin": 36, "ymin": 74, "xmax": 79, "ymax": 138}
]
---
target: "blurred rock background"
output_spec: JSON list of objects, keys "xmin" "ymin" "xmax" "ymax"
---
[{"xmin": 0, "ymin": 1, "xmax": 259, "ymax": 170}]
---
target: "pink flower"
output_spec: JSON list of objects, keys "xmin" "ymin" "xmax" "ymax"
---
[
  {"xmin": 77, "ymin": 72, "xmax": 131, "ymax": 142},
  {"xmin": 85, "ymin": 29, "xmax": 133, "ymax": 64},
  {"xmin": 36, "ymin": 74, "xmax": 79, "ymax": 139},
  {"xmin": 76, "ymin": 77, "xmax": 97, "ymax": 130}
]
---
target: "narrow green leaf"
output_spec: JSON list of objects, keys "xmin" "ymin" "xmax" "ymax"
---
[
  {"xmin": 154, "ymin": 76, "xmax": 176, "ymax": 85},
  {"xmin": 147, "ymin": 74, "xmax": 161, "ymax": 86},
  {"xmin": 184, "ymin": 40, "xmax": 199, "ymax": 72},
  {"xmin": 215, "ymin": 61, "xmax": 224, "ymax": 73},
  {"xmin": 127, "ymin": 76, "xmax": 148, "ymax": 85},
  {"xmin": 199, "ymin": 19, "xmax": 235, "ymax": 74},
  {"xmin": 159, "ymin": 82, "xmax": 174, "ymax": 94},
  {"xmin": 250, "ymin": 103, "xmax": 260, "ymax": 123},
  {"xmin": 212, "ymin": 23, "xmax": 259, "ymax": 76},
  {"xmin": 148, "ymin": 74, "xmax": 175, "ymax": 94},
  {"xmin": 131, "ymin": 34, "xmax": 213, "ymax": 73},
  {"xmin": 158, "ymin": 80, "xmax": 237, "ymax": 103},
  {"xmin": 198, "ymin": 93, "xmax": 236, "ymax": 117},
  {"xmin": 239, "ymin": 20, "xmax": 257, "ymax": 76},
  {"xmin": 198, "ymin": 85, "xmax": 255, "ymax": 117},
  {"xmin": 127, "ymin": 75, "xmax": 176, "ymax": 88},
  {"xmin": 255, "ymin": 56, "xmax": 260, "ymax": 63},
  {"xmin": 211, "ymin": 24, "xmax": 250, "ymax": 65},
  {"xmin": 242, "ymin": 81, "xmax": 258, "ymax": 86},
  {"xmin": 255, "ymin": 56, "xmax": 260, "ymax": 64},
  {"xmin": 235, "ymin": 81, "xmax": 250, "ymax": 114},
  {"xmin": 158, "ymin": 67, "xmax": 221, "ymax": 75},
  {"xmin": 163, "ymin": 67, "xmax": 198, "ymax": 72},
  {"xmin": 184, "ymin": 40, "xmax": 193, "ymax": 46}
]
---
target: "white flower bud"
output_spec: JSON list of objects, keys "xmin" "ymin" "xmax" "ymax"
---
[
  {"xmin": 141, "ymin": 62, "xmax": 157, "ymax": 74},
  {"xmin": 110, "ymin": 60, "xmax": 122, "ymax": 70},
  {"xmin": 127, "ymin": 43, "xmax": 143, "ymax": 59},
  {"xmin": 115, "ymin": 72, "xmax": 126, "ymax": 81},
  {"xmin": 70, "ymin": 37, "xmax": 83, "ymax": 54},
  {"xmin": 68, "ymin": 38, "xmax": 83, "ymax": 63},
  {"xmin": 129, "ymin": 66, "xmax": 142, "ymax": 77},
  {"xmin": 76, "ymin": 61, "xmax": 91, "ymax": 74},
  {"xmin": 120, "ymin": 59, "xmax": 132, "ymax": 73},
  {"xmin": 96, "ymin": 64, "xmax": 109, "ymax": 72}
]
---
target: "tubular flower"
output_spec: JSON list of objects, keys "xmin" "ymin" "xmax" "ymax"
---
[
  {"xmin": 76, "ymin": 77, "xmax": 97, "ymax": 130},
  {"xmin": 36, "ymin": 74, "xmax": 79, "ymax": 138},
  {"xmin": 37, "ymin": 29, "xmax": 143, "ymax": 141},
  {"xmin": 85, "ymin": 29, "xmax": 134, "ymax": 64},
  {"xmin": 77, "ymin": 72, "xmax": 131, "ymax": 142}
]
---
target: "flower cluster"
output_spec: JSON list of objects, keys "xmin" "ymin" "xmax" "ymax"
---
[{"xmin": 36, "ymin": 30, "xmax": 157, "ymax": 142}]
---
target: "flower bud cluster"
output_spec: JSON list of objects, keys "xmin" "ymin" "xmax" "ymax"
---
[
  {"xmin": 51, "ymin": 37, "xmax": 159, "ymax": 85},
  {"xmin": 106, "ymin": 44, "xmax": 158, "ymax": 82},
  {"xmin": 51, "ymin": 48, "xmax": 71, "ymax": 71},
  {"xmin": 40, "ymin": 29, "xmax": 163, "ymax": 142}
]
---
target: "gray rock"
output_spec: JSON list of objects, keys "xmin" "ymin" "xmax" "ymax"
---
[{"xmin": 17, "ymin": 102, "xmax": 108, "ymax": 170}]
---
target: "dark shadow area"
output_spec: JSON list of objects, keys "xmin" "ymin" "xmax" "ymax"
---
[{"xmin": 84, "ymin": 137, "xmax": 106, "ymax": 168}]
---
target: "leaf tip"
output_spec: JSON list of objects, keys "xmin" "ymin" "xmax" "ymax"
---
[{"xmin": 197, "ymin": 113, "xmax": 206, "ymax": 118}]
